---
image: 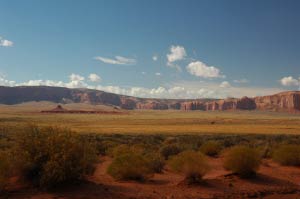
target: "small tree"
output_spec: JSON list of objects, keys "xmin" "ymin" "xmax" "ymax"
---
[{"xmin": 224, "ymin": 146, "xmax": 261, "ymax": 178}]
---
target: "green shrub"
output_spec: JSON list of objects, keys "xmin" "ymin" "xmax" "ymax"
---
[
  {"xmin": 107, "ymin": 152, "xmax": 154, "ymax": 181},
  {"xmin": 163, "ymin": 137, "xmax": 177, "ymax": 145},
  {"xmin": 160, "ymin": 144, "xmax": 182, "ymax": 160},
  {"xmin": 109, "ymin": 144, "xmax": 144, "ymax": 158},
  {"xmin": 168, "ymin": 151, "xmax": 209, "ymax": 183},
  {"xmin": 199, "ymin": 141, "xmax": 222, "ymax": 157},
  {"xmin": 96, "ymin": 140, "xmax": 118, "ymax": 155},
  {"xmin": 0, "ymin": 150, "xmax": 12, "ymax": 191},
  {"xmin": 256, "ymin": 144, "xmax": 275, "ymax": 159},
  {"xmin": 224, "ymin": 146, "xmax": 261, "ymax": 178},
  {"xmin": 273, "ymin": 145, "xmax": 300, "ymax": 166},
  {"xmin": 145, "ymin": 153, "xmax": 165, "ymax": 173},
  {"xmin": 14, "ymin": 125, "xmax": 97, "ymax": 188}
]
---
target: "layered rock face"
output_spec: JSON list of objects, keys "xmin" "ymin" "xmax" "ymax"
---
[
  {"xmin": 0, "ymin": 86, "xmax": 299, "ymax": 112},
  {"xmin": 181, "ymin": 101, "xmax": 206, "ymax": 110},
  {"xmin": 237, "ymin": 97, "xmax": 257, "ymax": 110},
  {"xmin": 254, "ymin": 91, "xmax": 300, "ymax": 111},
  {"xmin": 136, "ymin": 102, "xmax": 169, "ymax": 110},
  {"xmin": 120, "ymin": 98, "xmax": 136, "ymax": 110},
  {"xmin": 180, "ymin": 97, "xmax": 256, "ymax": 111}
]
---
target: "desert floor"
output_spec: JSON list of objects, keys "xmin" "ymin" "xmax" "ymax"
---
[
  {"xmin": 4, "ymin": 156, "xmax": 300, "ymax": 199},
  {"xmin": 0, "ymin": 102, "xmax": 300, "ymax": 135},
  {"xmin": 1, "ymin": 103, "xmax": 300, "ymax": 198}
]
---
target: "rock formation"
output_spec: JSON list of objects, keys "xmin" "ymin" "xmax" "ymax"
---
[
  {"xmin": 41, "ymin": 104, "xmax": 125, "ymax": 114},
  {"xmin": 120, "ymin": 98, "xmax": 136, "ymax": 110},
  {"xmin": 0, "ymin": 86, "xmax": 299, "ymax": 112},
  {"xmin": 254, "ymin": 91, "xmax": 300, "ymax": 111},
  {"xmin": 180, "ymin": 97, "xmax": 256, "ymax": 111}
]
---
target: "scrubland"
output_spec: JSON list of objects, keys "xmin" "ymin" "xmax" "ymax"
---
[{"xmin": 0, "ymin": 103, "xmax": 300, "ymax": 198}]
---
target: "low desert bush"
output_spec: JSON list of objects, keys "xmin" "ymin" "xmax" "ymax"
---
[
  {"xmin": 109, "ymin": 144, "xmax": 144, "ymax": 157},
  {"xmin": 14, "ymin": 125, "xmax": 97, "ymax": 188},
  {"xmin": 168, "ymin": 151, "xmax": 210, "ymax": 183},
  {"xmin": 199, "ymin": 141, "xmax": 222, "ymax": 157},
  {"xmin": 96, "ymin": 140, "xmax": 119, "ymax": 155},
  {"xmin": 256, "ymin": 144, "xmax": 275, "ymax": 159},
  {"xmin": 107, "ymin": 152, "xmax": 154, "ymax": 181},
  {"xmin": 224, "ymin": 146, "xmax": 261, "ymax": 178},
  {"xmin": 145, "ymin": 153, "xmax": 165, "ymax": 173},
  {"xmin": 160, "ymin": 144, "xmax": 182, "ymax": 160},
  {"xmin": 0, "ymin": 150, "xmax": 12, "ymax": 191},
  {"xmin": 273, "ymin": 144, "xmax": 300, "ymax": 166}
]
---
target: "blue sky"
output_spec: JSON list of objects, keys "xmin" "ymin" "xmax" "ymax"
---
[{"xmin": 0, "ymin": 0, "xmax": 300, "ymax": 98}]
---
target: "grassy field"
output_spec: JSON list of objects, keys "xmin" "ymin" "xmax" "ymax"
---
[{"xmin": 0, "ymin": 102, "xmax": 300, "ymax": 135}]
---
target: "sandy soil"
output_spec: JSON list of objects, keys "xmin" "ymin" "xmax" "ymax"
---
[{"xmin": 3, "ymin": 157, "xmax": 300, "ymax": 199}]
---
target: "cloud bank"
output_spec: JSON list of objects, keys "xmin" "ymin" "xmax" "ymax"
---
[{"xmin": 0, "ymin": 74, "xmax": 286, "ymax": 99}]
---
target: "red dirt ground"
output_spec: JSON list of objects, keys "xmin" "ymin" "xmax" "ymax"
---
[{"xmin": 3, "ymin": 156, "xmax": 300, "ymax": 199}]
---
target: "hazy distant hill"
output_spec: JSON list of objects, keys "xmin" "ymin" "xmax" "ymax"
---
[{"xmin": 0, "ymin": 86, "xmax": 299, "ymax": 112}]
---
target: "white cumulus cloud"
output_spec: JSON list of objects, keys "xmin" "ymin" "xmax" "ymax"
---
[
  {"xmin": 152, "ymin": 55, "xmax": 158, "ymax": 61},
  {"xmin": 67, "ymin": 73, "xmax": 87, "ymax": 88},
  {"xmin": 0, "ymin": 37, "xmax": 13, "ymax": 47},
  {"xmin": 219, "ymin": 81, "xmax": 231, "ymax": 88},
  {"xmin": 94, "ymin": 56, "xmax": 136, "ymax": 65},
  {"xmin": 186, "ymin": 61, "xmax": 224, "ymax": 78},
  {"xmin": 280, "ymin": 76, "xmax": 299, "ymax": 87},
  {"xmin": 167, "ymin": 45, "xmax": 186, "ymax": 63},
  {"xmin": 69, "ymin": 73, "xmax": 84, "ymax": 81},
  {"xmin": 166, "ymin": 45, "xmax": 186, "ymax": 71},
  {"xmin": 155, "ymin": 72, "xmax": 161, "ymax": 76},
  {"xmin": 88, "ymin": 73, "xmax": 101, "ymax": 82}
]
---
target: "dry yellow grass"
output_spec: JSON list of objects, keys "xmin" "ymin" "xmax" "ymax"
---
[{"xmin": 0, "ymin": 102, "xmax": 300, "ymax": 135}]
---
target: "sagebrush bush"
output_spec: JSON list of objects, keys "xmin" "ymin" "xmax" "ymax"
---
[
  {"xmin": 199, "ymin": 141, "xmax": 222, "ymax": 157},
  {"xmin": 0, "ymin": 150, "xmax": 12, "ymax": 191},
  {"xmin": 107, "ymin": 152, "xmax": 154, "ymax": 181},
  {"xmin": 168, "ymin": 151, "xmax": 209, "ymax": 183},
  {"xmin": 273, "ymin": 145, "xmax": 300, "ymax": 166},
  {"xmin": 14, "ymin": 125, "xmax": 97, "ymax": 188},
  {"xmin": 145, "ymin": 153, "xmax": 165, "ymax": 173},
  {"xmin": 160, "ymin": 144, "xmax": 182, "ymax": 160},
  {"xmin": 224, "ymin": 146, "xmax": 261, "ymax": 178},
  {"xmin": 96, "ymin": 140, "xmax": 118, "ymax": 155},
  {"xmin": 256, "ymin": 144, "xmax": 275, "ymax": 159},
  {"xmin": 110, "ymin": 144, "xmax": 144, "ymax": 157}
]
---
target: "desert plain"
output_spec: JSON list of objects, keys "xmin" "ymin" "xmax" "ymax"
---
[{"xmin": 0, "ymin": 102, "xmax": 300, "ymax": 199}]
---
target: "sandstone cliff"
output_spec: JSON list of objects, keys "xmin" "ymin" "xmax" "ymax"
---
[
  {"xmin": 179, "ymin": 97, "xmax": 256, "ymax": 111},
  {"xmin": 0, "ymin": 86, "xmax": 299, "ymax": 112},
  {"xmin": 254, "ymin": 91, "xmax": 300, "ymax": 111}
]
